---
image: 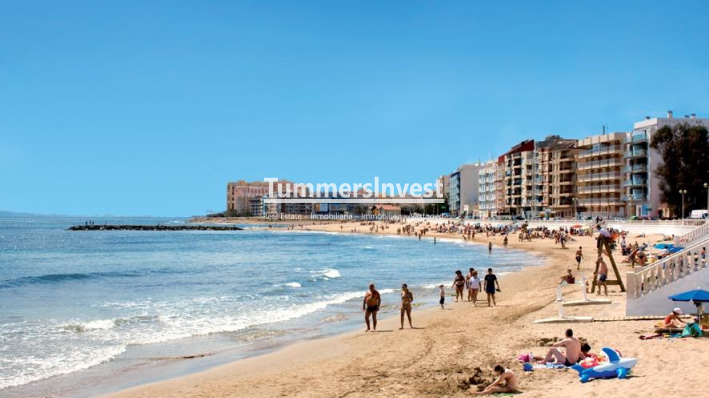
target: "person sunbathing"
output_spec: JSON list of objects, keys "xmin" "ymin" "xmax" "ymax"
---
[
  {"xmin": 540, "ymin": 328, "xmax": 581, "ymax": 366},
  {"xmin": 473, "ymin": 365, "xmax": 520, "ymax": 395},
  {"xmin": 664, "ymin": 308, "xmax": 686, "ymax": 329}
]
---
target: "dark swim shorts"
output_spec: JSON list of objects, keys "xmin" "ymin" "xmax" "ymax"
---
[{"xmin": 366, "ymin": 305, "xmax": 379, "ymax": 312}]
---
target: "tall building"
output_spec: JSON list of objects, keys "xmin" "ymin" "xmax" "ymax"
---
[
  {"xmin": 448, "ymin": 163, "xmax": 482, "ymax": 216},
  {"xmin": 226, "ymin": 180, "xmax": 271, "ymax": 215},
  {"xmin": 576, "ymin": 132, "xmax": 627, "ymax": 218},
  {"xmin": 499, "ymin": 140, "xmax": 535, "ymax": 217},
  {"xmin": 436, "ymin": 174, "xmax": 451, "ymax": 201},
  {"xmin": 536, "ymin": 136, "xmax": 578, "ymax": 218},
  {"xmin": 477, "ymin": 160, "xmax": 498, "ymax": 218},
  {"xmin": 625, "ymin": 111, "xmax": 709, "ymax": 218}
]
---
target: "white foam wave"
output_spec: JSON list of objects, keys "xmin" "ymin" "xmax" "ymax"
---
[
  {"xmin": 312, "ymin": 268, "xmax": 341, "ymax": 279},
  {"xmin": 283, "ymin": 282, "xmax": 301, "ymax": 288}
]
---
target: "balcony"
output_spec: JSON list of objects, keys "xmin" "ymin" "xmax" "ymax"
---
[
  {"xmin": 578, "ymin": 145, "xmax": 623, "ymax": 158},
  {"xmin": 578, "ymin": 185, "xmax": 622, "ymax": 194},
  {"xmin": 622, "ymin": 164, "xmax": 648, "ymax": 173},
  {"xmin": 577, "ymin": 198, "xmax": 624, "ymax": 206},
  {"xmin": 623, "ymin": 194, "xmax": 647, "ymax": 202},
  {"xmin": 622, "ymin": 179, "xmax": 647, "ymax": 187},
  {"xmin": 577, "ymin": 159, "xmax": 624, "ymax": 170},
  {"xmin": 624, "ymin": 149, "xmax": 647, "ymax": 158},
  {"xmin": 577, "ymin": 171, "xmax": 622, "ymax": 182},
  {"xmin": 627, "ymin": 133, "xmax": 648, "ymax": 144}
]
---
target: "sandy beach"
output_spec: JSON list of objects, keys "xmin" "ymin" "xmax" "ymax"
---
[{"xmin": 105, "ymin": 220, "xmax": 707, "ymax": 398}]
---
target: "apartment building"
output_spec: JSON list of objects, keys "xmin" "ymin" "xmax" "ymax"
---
[
  {"xmin": 436, "ymin": 174, "xmax": 450, "ymax": 200},
  {"xmin": 448, "ymin": 163, "xmax": 482, "ymax": 216},
  {"xmin": 477, "ymin": 160, "xmax": 498, "ymax": 218},
  {"xmin": 499, "ymin": 140, "xmax": 535, "ymax": 217},
  {"xmin": 576, "ymin": 132, "xmax": 627, "ymax": 218},
  {"xmin": 625, "ymin": 111, "xmax": 709, "ymax": 218},
  {"xmin": 535, "ymin": 136, "xmax": 578, "ymax": 218},
  {"xmin": 226, "ymin": 180, "xmax": 271, "ymax": 215}
]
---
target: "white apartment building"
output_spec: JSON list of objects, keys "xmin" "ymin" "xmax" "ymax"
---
[
  {"xmin": 626, "ymin": 111, "xmax": 709, "ymax": 218},
  {"xmin": 477, "ymin": 160, "xmax": 498, "ymax": 218},
  {"xmin": 448, "ymin": 163, "xmax": 482, "ymax": 217}
]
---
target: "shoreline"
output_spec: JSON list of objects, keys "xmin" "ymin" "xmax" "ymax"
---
[
  {"xmin": 100, "ymin": 224, "xmax": 588, "ymax": 398},
  {"xmin": 94, "ymin": 222, "xmax": 706, "ymax": 397}
]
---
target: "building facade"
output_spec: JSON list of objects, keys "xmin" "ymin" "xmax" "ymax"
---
[
  {"xmin": 499, "ymin": 140, "xmax": 535, "ymax": 217},
  {"xmin": 448, "ymin": 163, "xmax": 482, "ymax": 216},
  {"xmin": 535, "ymin": 136, "xmax": 578, "ymax": 218},
  {"xmin": 477, "ymin": 160, "xmax": 498, "ymax": 218},
  {"xmin": 226, "ymin": 180, "xmax": 271, "ymax": 215},
  {"xmin": 626, "ymin": 111, "xmax": 709, "ymax": 218},
  {"xmin": 576, "ymin": 132, "xmax": 627, "ymax": 218}
]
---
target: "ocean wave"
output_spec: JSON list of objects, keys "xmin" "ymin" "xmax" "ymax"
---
[
  {"xmin": 282, "ymin": 282, "xmax": 302, "ymax": 288},
  {"xmin": 311, "ymin": 268, "xmax": 341, "ymax": 279},
  {"xmin": 0, "ymin": 271, "xmax": 143, "ymax": 289},
  {"xmin": 0, "ymin": 344, "xmax": 127, "ymax": 390}
]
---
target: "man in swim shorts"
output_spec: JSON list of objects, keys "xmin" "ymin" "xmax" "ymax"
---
[
  {"xmin": 541, "ymin": 328, "xmax": 581, "ymax": 366},
  {"xmin": 363, "ymin": 283, "xmax": 381, "ymax": 332},
  {"xmin": 595, "ymin": 258, "xmax": 608, "ymax": 296}
]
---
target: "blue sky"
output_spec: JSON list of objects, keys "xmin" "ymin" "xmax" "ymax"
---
[{"xmin": 1, "ymin": 0, "xmax": 708, "ymax": 216}]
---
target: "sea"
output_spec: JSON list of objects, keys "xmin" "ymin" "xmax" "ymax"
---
[{"xmin": 0, "ymin": 217, "xmax": 543, "ymax": 397}]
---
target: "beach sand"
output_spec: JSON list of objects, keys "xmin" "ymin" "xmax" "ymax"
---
[{"xmin": 105, "ymin": 221, "xmax": 706, "ymax": 398}]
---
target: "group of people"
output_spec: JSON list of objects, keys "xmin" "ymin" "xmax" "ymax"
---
[
  {"xmin": 451, "ymin": 268, "xmax": 500, "ymax": 306},
  {"xmin": 362, "ymin": 267, "xmax": 502, "ymax": 332}
]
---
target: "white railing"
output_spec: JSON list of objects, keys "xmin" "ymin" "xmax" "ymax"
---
[
  {"xmin": 627, "ymin": 237, "xmax": 709, "ymax": 300},
  {"xmin": 675, "ymin": 220, "xmax": 709, "ymax": 246},
  {"xmin": 605, "ymin": 219, "xmax": 705, "ymax": 227}
]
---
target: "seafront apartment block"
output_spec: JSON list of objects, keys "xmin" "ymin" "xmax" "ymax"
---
[
  {"xmin": 448, "ymin": 163, "xmax": 482, "ymax": 216},
  {"xmin": 576, "ymin": 132, "xmax": 627, "ymax": 218},
  {"xmin": 535, "ymin": 136, "xmax": 578, "ymax": 218},
  {"xmin": 498, "ymin": 140, "xmax": 535, "ymax": 217},
  {"xmin": 477, "ymin": 160, "xmax": 498, "ymax": 218},
  {"xmin": 625, "ymin": 111, "xmax": 709, "ymax": 218}
]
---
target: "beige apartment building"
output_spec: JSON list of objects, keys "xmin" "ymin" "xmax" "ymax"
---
[
  {"xmin": 499, "ymin": 140, "xmax": 535, "ymax": 217},
  {"xmin": 536, "ymin": 136, "xmax": 578, "ymax": 218},
  {"xmin": 576, "ymin": 132, "xmax": 627, "ymax": 218}
]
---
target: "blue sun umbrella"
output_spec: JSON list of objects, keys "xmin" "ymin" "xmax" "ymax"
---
[{"xmin": 669, "ymin": 289, "xmax": 709, "ymax": 319}]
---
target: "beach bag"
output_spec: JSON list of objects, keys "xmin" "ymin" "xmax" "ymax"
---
[{"xmin": 682, "ymin": 323, "xmax": 703, "ymax": 338}]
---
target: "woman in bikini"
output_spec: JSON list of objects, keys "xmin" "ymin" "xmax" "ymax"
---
[
  {"xmin": 400, "ymin": 284, "xmax": 414, "ymax": 329},
  {"xmin": 452, "ymin": 270, "xmax": 466, "ymax": 302}
]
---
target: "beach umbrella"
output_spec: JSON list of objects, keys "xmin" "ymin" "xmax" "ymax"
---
[{"xmin": 669, "ymin": 289, "xmax": 709, "ymax": 320}]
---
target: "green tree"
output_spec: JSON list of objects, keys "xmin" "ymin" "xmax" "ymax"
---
[{"xmin": 650, "ymin": 123, "xmax": 709, "ymax": 217}]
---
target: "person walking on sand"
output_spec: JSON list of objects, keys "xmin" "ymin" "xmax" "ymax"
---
[
  {"xmin": 575, "ymin": 246, "xmax": 584, "ymax": 270},
  {"xmin": 484, "ymin": 268, "xmax": 499, "ymax": 306},
  {"xmin": 469, "ymin": 270, "xmax": 481, "ymax": 305},
  {"xmin": 473, "ymin": 365, "xmax": 520, "ymax": 395},
  {"xmin": 465, "ymin": 267, "xmax": 475, "ymax": 302},
  {"xmin": 452, "ymin": 270, "xmax": 466, "ymax": 302},
  {"xmin": 438, "ymin": 284, "xmax": 446, "ymax": 309},
  {"xmin": 399, "ymin": 284, "xmax": 414, "ymax": 329},
  {"xmin": 541, "ymin": 328, "xmax": 581, "ymax": 366},
  {"xmin": 362, "ymin": 283, "xmax": 381, "ymax": 332}
]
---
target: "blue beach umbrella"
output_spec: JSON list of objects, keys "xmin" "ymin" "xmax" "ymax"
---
[{"xmin": 669, "ymin": 289, "xmax": 709, "ymax": 319}]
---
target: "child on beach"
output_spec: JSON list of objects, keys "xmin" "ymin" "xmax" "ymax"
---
[{"xmin": 439, "ymin": 285, "xmax": 445, "ymax": 309}]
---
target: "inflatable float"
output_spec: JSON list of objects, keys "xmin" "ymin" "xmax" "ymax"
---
[{"xmin": 572, "ymin": 348, "xmax": 637, "ymax": 383}]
